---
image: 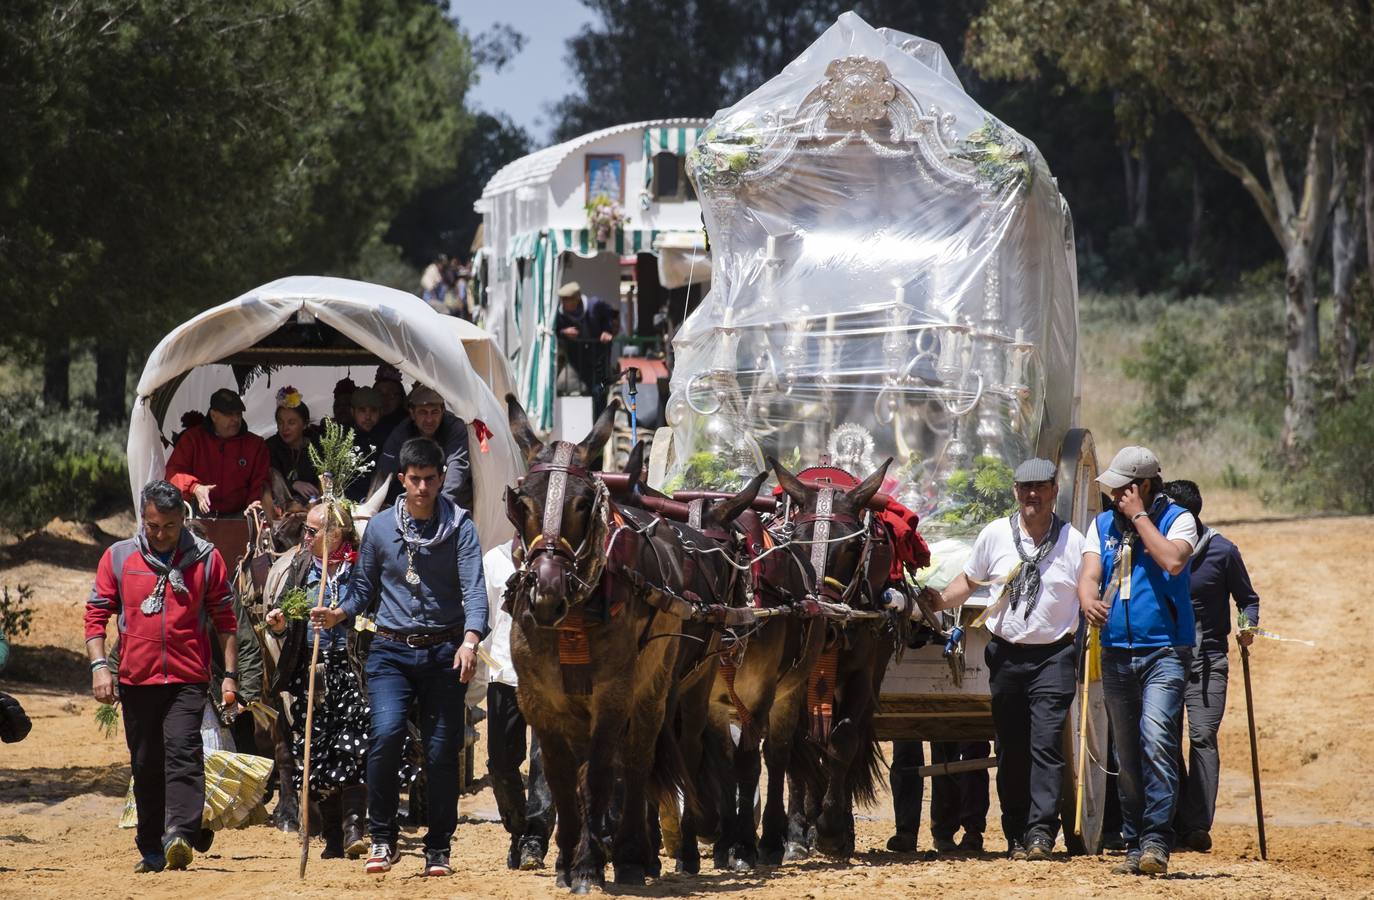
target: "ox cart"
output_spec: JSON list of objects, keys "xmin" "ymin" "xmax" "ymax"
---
[{"xmin": 650, "ymin": 14, "xmax": 1110, "ymax": 854}]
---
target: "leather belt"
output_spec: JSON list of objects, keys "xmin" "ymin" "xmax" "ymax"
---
[{"xmin": 374, "ymin": 625, "xmax": 466, "ymax": 648}]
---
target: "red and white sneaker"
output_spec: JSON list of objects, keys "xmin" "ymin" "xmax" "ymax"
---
[
  {"xmin": 424, "ymin": 849, "xmax": 452, "ymax": 877},
  {"xmin": 364, "ymin": 842, "xmax": 401, "ymax": 874}
]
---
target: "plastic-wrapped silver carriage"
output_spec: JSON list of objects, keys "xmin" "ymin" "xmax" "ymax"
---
[{"xmin": 657, "ymin": 12, "xmax": 1107, "ymax": 853}]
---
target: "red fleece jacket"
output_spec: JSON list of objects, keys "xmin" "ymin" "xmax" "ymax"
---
[
  {"xmin": 85, "ymin": 539, "xmax": 237, "ymax": 686},
  {"xmin": 165, "ymin": 423, "xmax": 270, "ymax": 514}
]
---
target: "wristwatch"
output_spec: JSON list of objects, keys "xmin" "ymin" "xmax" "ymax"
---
[
  {"xmin": 1131, "ymin": 511, "xmax": 1149, "ymax": 523},
  {"xmin": 223, "ymin": 669, "xmax": 238, "ymax": 680},
  {"xmin": 461, "ymin": 641, "xmax": 479, "ymax": 652}
]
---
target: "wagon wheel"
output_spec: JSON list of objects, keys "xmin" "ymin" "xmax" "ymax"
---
[{"xmin": 1054, "ymin": 428, "xmax": 1107, "ymax": 855}]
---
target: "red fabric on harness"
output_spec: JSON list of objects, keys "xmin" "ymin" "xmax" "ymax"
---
[{"xmin": 878, "ymin": 499, "xmax": 931, "ymax": 577}]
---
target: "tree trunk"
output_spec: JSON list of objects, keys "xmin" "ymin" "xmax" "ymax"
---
[
  {"xmin": 1188, "ymin": 165, "xmax": 1205, "ymax": 264},
  {"xmin": 95, "ymin": 340, "xmax": 129, "ymax": 429},
  {"xmin": 1133, "ymin": 142, "xmax": 1149, "ymax": 229},
  {"xmin": 1283, "ymin": 248, "xmax": 1320, "ymax": 454},
  {"xmin": 42, "ymin": 335, "xmax": 71, "ymax": 410},
  {"xmin": 1121, "ymin": 140, "xmax": 1139, "ymax": 227},
  {"xmin": 1366, "ymin": 125, "xmax": 1374, "ymax": 277},
  {"xmin": 1332, "ymin": 171, "xmax": 1363, "ymax": 396}
]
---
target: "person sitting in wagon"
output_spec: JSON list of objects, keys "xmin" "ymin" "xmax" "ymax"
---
[
  {"xmin": 373, "ymin": 364, "xmax": 409, "ymax": 440},
  {"xmin": 360, "ymin": 384, "xmax": 473, "ymax": 514},
  {"xmin": 265, "ymin": 386, "xmax": 320, "ymax": 503},
  {"xmin": 345, "ymin": 386, "xmax": 386, "ymax": 504},
  {"xmin": 165, "ymin": 388, "xmax": 272, "ymax": 518}
]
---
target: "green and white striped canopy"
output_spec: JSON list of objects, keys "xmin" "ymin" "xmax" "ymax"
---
[{"xmin": 644, "ymin": 125, "xmax": 704, "ymax": 188}]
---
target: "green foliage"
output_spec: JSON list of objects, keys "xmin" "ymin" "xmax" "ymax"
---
[
  {"xmin": 278, "ymin": 586, "xmax": 315, "ymax": 622},
  {"xmin": 0, "ymin": 402, "xmax": 127, "ymax": 533},
  {"xmin": 939, "ymin": 456, "xmax": 1017, "ymax": 531},
  {"xmin": 1, "ymin": 0, "xmax": 475, "ymax": 365},
  {"xmin": 1280, "ymin": 381, "xmax": 1374, "ymax": 514},
  {"xmin": 307, "ymin": 420, "xmax": 374, "ymax": 500},
  {"xmin": 954, "ymin": 117, "xmax": 1035, "ymax": 193},
  {"xmin": 95, "ymin": 703, "xmax": 120, "ymax": 739},
  {"xmin": 0, "ymin": 584, "xmax": 35, "ymax": 639},
  {"xmin": 663, "ymin": 451, "xmax": 748, "ymax": 493},
  {"xmin": 1121, "ymin": 318, "xmax": 1212, "ymax": 440}
]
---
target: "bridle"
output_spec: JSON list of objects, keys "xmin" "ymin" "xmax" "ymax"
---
[
  {"xmin": 507, "ymin": 441, "xmax": 612, "ymax": 605},
  {"xmin": 792, "ymin": 486, "xmax": 876, "ymax": 608}
]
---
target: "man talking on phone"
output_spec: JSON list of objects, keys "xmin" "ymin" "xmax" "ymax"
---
[{"xmin": 1077, "ymin": 447, "xmax": 1198, "ymax": 876}]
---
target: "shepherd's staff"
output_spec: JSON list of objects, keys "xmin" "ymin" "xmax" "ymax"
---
[
  {"xmin": 1075, "ymin": 624, "xmax": 1097, "ymax": 838},
  {"xmin": 298, "ymin": 474, "xmax": 335, "ymax": 878},
  {"xmin": 1240, "ymin": 638, "xmax": 1268, "ymax": 860}
]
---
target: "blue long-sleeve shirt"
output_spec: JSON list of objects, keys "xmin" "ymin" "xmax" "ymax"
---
[
  {"xmin": 1189, "ymin": 529, "xmax": 1260, "ymax": 653},
  {"xmin": 302, "ymin": 559, "xmax": 354, "ymax": 653},
  {"xmin": 343, "ymin": 502, "xmax": 488, "ymax": 638}
]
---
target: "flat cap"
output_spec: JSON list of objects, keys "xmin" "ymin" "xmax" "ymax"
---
[
  {"xmin": 1013, "ymin": 457, "xmax": 1057, "ymax": 483},
  {"xmin": 350, "ymin": 386, "xmax": 382, "ymax": 409},
  {"xmin": 557, "ymin": 281, "xmax": 581, "ymax": 298},
  {"xmin": 407, "ymin": 384, "xmax": 444, "ymax": 407}
]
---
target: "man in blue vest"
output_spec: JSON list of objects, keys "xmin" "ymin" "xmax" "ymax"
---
[{"xmin": 1078, "ymin": 446, "xmax": 1198, "ymax": 876}]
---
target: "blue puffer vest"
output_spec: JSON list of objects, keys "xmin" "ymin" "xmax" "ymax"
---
[{"xmin": 1096, "ymin": 503, "xmax": 1196, "ymax": 649}]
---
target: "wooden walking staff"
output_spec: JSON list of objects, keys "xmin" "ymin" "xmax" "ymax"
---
[
  {"xmin": 1075, "ymin": 624, "xmax": 1097, "ymax": 838},
  {"xmin": 298, "ymin": 474, "xmax": 335, "ymax": 878},
  {"xmin": 1240, "ymin": 639, "xmax": 1268, "ymax": 860}
]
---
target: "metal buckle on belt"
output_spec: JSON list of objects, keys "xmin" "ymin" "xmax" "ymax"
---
[{"xmin": 405, "ymin": 634, "xmax": 428, "ymax": 647}]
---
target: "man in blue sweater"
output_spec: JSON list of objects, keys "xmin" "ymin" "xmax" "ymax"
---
[
  {"xmin": 313, "ymin": 437, "xmax": 487, "ymax": 878},
  {"xmin": 1078, "ymin": 447, "xmax": 1198, "ymax": 876},
  {"xmin": 1163, "ymin": 479, "xmax": 1260, "ymax": 853}
]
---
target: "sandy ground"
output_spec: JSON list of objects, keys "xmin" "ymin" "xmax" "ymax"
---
[{"xmin": 0, "ymin": 510, "xmax": 1372, "ymax": 898}]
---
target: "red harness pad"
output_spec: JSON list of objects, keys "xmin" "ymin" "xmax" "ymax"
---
[
  {"xmin": 807, "ymin": 643, "xmax": 840, "ymax": 742},
  {"xmin": 877, "ymin": 498, "xmax": 931, "ymax": 577}
]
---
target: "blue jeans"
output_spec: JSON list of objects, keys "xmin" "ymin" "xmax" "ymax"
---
[
  {"xmin": 365, "ymin": 637, "xmax": 466, "ymax": 851},
  {"xmin": 1101, "ymin": 646, "xmax": 1189, "ymax": 852}
]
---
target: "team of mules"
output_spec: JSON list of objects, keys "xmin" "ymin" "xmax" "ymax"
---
[
  {"xmin": 222, "ymin": 395, "xmax": 934, "ymax": 888},
  {"xmin": 504, "ymin": 395, "xmax": 936, "ymax": 892}
]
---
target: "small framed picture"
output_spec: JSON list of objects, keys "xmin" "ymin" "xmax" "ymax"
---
[{"xmin": 585, "ymin": 153, "xmax": 625, "ymax": 206}]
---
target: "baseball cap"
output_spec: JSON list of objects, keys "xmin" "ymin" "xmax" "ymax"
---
[
  {"xmin": 557, "ymin": 281, "xmax": 581, "ymax": 298},
  {"xmin": 1013, "ymin": 458, "xmax": 1057, "ymax": 484},
  {"xmin": 407, "ymin": 384, "xmax": 444, "ymax": 407},
  {"xmin": 350, "ymin": 386, "xmax": 382, "ymax": 409},
  {"xmin": 1097, "ymin": 446, "xmax": 1161, "ymax": 489},
  {"xmin": 209, "ymin": 388, "xmax": 245, "ymax": 414}
]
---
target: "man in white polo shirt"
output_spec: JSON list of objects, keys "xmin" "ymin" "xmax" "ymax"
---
[{"xmin": 931, "ymin": 457, "xmax": 1085, "ymax": 860}]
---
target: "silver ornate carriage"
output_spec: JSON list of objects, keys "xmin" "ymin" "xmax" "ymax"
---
[{"xmin": 653, "ymin": 13, "xmax": 1109, "ymax": 854}]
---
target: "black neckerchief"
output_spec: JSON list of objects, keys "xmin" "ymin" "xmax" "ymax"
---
[{"xmin": 1007, "ymin": 512, "xmax": 1065, "ymax": 619}]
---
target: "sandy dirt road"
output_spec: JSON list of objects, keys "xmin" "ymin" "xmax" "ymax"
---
[{"xmin": 0, "ymin": 513, "xmax": 1371, "ymax": 898}]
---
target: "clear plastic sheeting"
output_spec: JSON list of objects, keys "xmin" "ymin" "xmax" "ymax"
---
[{"xmin": 666, "ymin": 12, "xmax": 1079, "ymax": 536}]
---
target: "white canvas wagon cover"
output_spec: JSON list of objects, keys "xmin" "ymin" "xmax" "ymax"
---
[{"xmin": 128, "ymin": 276, "xmax": 520, "ymax": 550}]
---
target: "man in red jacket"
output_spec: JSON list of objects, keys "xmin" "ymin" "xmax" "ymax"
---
[
  {"xmin": 165, "ymin": 388, "xmax": 272, "ymax": 517},
  {"xmin": 86, "ymin": 480, "xmax": 241, "ymax": 873}
]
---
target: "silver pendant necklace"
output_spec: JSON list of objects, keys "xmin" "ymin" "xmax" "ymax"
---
[{"xmin": 400, "ymin": 505, "xmax": 422, "ymax": 586}]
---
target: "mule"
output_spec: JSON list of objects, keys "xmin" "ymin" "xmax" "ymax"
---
[
  {"xmin": 610, "ymin": 444, "xmax": 769, "ymax": 875},
  {"xmin": 771, "ymin": 457, "xmax": 900, "ymax": 860},
  {"xmin": 505, "ymin": 395, "xmax": 697, "ymax": 893}
]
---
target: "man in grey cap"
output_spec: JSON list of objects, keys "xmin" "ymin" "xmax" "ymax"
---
[
  {"xmin": 924, "ymin": 457, "xmax": 1086, "ymax": 860},
  {"xmin": 361, "ymin": 384, "xmax": 474, "ymax": 513},
  {"xmin": 1077, "ymin": 445, "xmax": 1198, "ymax": 876}
]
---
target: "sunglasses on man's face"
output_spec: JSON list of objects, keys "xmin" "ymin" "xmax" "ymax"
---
[{"xmin": 303, "ymin": 525, "xmax": 322, "ymax": 539}]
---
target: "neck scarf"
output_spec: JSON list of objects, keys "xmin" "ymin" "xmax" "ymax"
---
[
  {"xmin": 1007, "ymin": 511, "xmax": 1064, "ymax": 619},
  {"xmin": 136, "ymin": 528, "xmax": 214, "ymax": 616},
  {"xmin": 394, "ymin": 495, "xmax": 457, "ymax": 587}
]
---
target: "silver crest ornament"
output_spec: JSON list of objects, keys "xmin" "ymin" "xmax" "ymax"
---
[{"xmin": 827, "ymin": 422, "xmax": 878, "ymax": 478}]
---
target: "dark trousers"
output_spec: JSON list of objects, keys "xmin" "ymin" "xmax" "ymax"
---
[
  {"xmin": 930, "ymin": 741, "xmax": 990, "ymax": 840},
  {"xmin": 365, "ymin": 637, "xmax": 466, "ymax": 852},
  {"xmin": 487, "ymin": 683, "xmax": 553, "ymax": 844},
  {"xmin": 890, "ymin": 740, "xmax": 925, "ymax": 836},
  {"xmin": 121, "ymin": 682, "xmax": 208, "ymax": 858},
  {"xmin": 987, "ymin": 636, "xmax": 1077, "ymax": 845},
  {"xmin": 1175, "ymin": 650, "xmax": 1229, "ymax": 835}
]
